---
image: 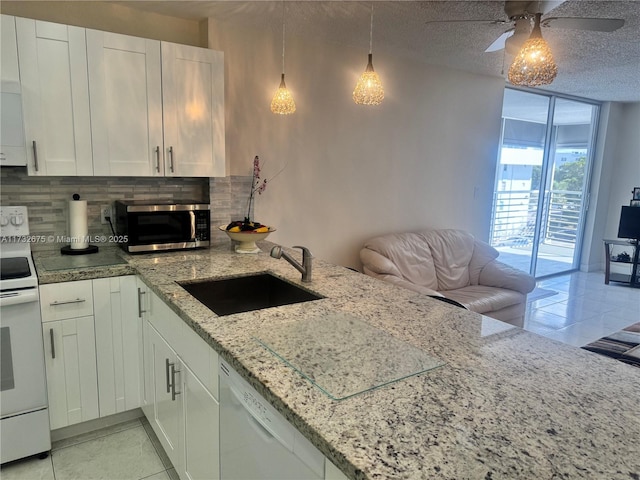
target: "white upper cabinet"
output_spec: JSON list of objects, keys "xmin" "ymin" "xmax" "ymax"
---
[
  {"xmin": 16, "ymin": 18, "xmax": 93, "ymax": 176},
  {"xmin": 87, "ymin": 30, "xmax": 164, "ymax": 176},
  {"xmin": 161, "ymin": 42, "xmax": 225, "ymax": 178},
  {"xmin": 1, "ymin": 15, "xmax": 20, "ymax": 82},
  {"xmin": 1, "ymin": 15, "xmax": 27, "ymax": 167}
]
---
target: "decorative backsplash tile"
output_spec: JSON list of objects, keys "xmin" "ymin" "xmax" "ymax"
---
[{"xmin": 1, "ymin": 167, "xmax": 250, "ymax": 252}]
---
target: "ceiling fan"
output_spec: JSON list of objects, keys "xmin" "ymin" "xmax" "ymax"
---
[{"xmin": 483, "ymin": 1, "xmax": 625, "ymax": 54}]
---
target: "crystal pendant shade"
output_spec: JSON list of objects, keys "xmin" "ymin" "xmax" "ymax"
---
[
  {"xmin": 508, "ymin": 14, "xmax": 558, "ymax": 87},
  {"xmin": 271, "ymin": 74, "xmax": 296, "ymax": 115},
  {"xmin": 353, "ymin": 54, "xmax": 385, "ymax": 105}
]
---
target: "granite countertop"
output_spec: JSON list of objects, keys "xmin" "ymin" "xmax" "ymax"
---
[
  {"xmin": 33, "ymin": 247, "xmax": 134, "ymax": 284},
  {"xmin": 33, "ymin": 245, "xmax": 640, "ymax": 479}
]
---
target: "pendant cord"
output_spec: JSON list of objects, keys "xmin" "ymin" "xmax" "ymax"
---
[
  {"xmin": 281, "ymin": 1, "xmax": 286, "ymax": 74},
  {"xmin": 369, "ymin": 3, "xmax": 374, "ymax": 54}
]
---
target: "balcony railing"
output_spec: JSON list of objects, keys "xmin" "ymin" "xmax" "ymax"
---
[{"xmin": 490, "ymin": 190, "xmax": 583, "ymax": 247}]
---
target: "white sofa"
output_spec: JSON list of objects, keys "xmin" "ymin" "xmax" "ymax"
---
[{"xmin": 359, "ymin": 229, "xmax": 536, "ymax": 327}]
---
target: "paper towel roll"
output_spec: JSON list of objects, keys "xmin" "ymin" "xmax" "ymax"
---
[{"xmin": 69, "ymin": 199, "xmax": 88, "ymax": 250}]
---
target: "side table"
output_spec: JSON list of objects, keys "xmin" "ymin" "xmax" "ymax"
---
[{"xmin": 604, "ymin": 239, "xmax": 640, "ymax": 287}]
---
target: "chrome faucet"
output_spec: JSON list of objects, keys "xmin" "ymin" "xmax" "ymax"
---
[{"xmin": 270, "ymin": 245, "xmax": 313, "ymax": 282}]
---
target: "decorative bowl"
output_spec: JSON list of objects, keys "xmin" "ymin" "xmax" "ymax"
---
[{"xmin": 219, "ymin": 225, "xmax": 275, "ymax": 254}]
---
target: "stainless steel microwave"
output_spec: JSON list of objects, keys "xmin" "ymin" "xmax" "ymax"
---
[{"xmin": 114, "ymin": 201, "xmax": 210, "ymax": 253}]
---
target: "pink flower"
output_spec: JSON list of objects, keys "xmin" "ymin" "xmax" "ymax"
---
[{"xmin": 253, "ymin": 156, "xmax": 261, "ymax": 179}]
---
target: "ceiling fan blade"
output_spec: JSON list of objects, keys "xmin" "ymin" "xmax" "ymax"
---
[
  {"xmin": 485, "ymin": 17, "xmax": 530, "ymax": 54},
  {"xmin": 485, "ymin": 30, "xmax": 514, "ymax": 52},
  {"xmin": 542, "ymin": 17, "xmax": 625, "ymax": 32}
]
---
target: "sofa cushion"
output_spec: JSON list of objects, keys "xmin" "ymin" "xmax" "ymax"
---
[
  {"xmin": 363, "ymin": 233, "xmax": 438, "ymax": 290},
  {"xmin": 421, "ymin": 230, "xmax": 475, "ymax": 291},
  {"xmin": 468, "ymin": 240, "xmax": 499, "ymax": 285},
  {"xmin": 442, "ymin": 285, "xmax": 525, "ymax": 315}
]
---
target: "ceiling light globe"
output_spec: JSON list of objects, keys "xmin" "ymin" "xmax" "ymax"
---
[
  {"xmin": 353, "ymin": 54, "xmax": 384, "ymax": 106},
  {"xmin": 270, "ymin": 74, "xmax": 296, "ymax": 115},
  {"xmin": 508, "ymin": 14, "xmax": 558, "ymax": 87}
]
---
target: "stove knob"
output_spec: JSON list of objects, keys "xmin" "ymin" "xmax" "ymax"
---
[
  {"xmin": 10, "ymin": 214, "xmax": 24, "ymax": 226},
  {"xmin": 0, "ymin": 216, "xmax": 8, "ymax": 226}
]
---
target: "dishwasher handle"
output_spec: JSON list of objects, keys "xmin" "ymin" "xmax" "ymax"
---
[{"xmin": 228, "ymin": 383, "xmax": 293, "ymax": 452}]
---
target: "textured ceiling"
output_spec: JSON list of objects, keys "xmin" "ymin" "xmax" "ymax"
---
[{"xmin": 117, "ymin": 1, "xmax": 640, "ymax": 102}]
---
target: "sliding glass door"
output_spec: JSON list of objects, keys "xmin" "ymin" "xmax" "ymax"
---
[{"xmin": 490, "ymin": 88, "xmax": 599, "ymax": 278}]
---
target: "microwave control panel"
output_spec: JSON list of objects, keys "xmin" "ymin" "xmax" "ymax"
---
[{"xmin": 195, "ymin": 211, "xmax": 210, "ymax": 241}]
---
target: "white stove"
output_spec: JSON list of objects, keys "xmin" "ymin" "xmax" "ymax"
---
[{"xmin": 0, "ymin": 206, "xmax": 51, "ymax": 464}]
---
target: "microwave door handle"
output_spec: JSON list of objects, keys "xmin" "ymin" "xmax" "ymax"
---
[{"xmin": 190, "ymin": 211, "xmax": 196, "ymax": 240}]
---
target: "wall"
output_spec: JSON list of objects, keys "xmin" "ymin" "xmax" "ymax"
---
[
  {"xmin": 208, "ymin": 19, "xmax": 505, "ymax": 268},
  {"xmin": 603, "ymin": 103, "xmax": 640, "ymax": 237},
  {"xmin": 581, "ymin": 102, "xmax": 640, "ymax": 271}
]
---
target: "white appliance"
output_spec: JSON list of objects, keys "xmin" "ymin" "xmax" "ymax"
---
[
  {"xmin": 0, "ymin": 206, "xmax": 51, "ymax": 464},
  {"xmin": 219, "ymin": 360, "xmax": 324, "ymax": 480},
  {"xmin": 0, "ymin": 81, "xmax": 27, "ymax": 167}
]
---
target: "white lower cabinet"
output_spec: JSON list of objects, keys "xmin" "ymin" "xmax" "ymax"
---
[
  {"xmin": 40, "ymin": 276, "xmax": 140, "ymax": 430},
  {"xmin": 93, "ymin": 276, "xmax": 141, "ymax": 416},
  {"xmin": 42, "ymin": 315, "xmax": 99, "ymax": 430},
  {"xmin": 141, "ymin": 282, "xmax": 219, "ymax": 480},
  {"xmin": 149, "ymin": 324, "xmax": 182, "ymax": 470}
]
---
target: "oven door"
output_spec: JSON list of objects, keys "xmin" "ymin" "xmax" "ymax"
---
[{"xmin": 0, "ymin": 288, "xmax": 48, "ymax": 417}]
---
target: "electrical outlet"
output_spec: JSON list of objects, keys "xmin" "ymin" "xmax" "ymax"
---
[{"xmin": 101, "ymin": 205, "xmax": 112, "ymax": 225}]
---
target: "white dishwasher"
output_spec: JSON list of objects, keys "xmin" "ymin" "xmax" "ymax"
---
[{"xmin": 219, "ymin": 360, "xmax": 324, "ymax": 480}]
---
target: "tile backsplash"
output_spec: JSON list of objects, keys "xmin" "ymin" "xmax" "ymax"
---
[{"xmin": 1, "ymin": 167, "xmax": 250, "ymax": 251}]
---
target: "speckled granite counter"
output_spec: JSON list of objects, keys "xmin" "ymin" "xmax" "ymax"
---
[
  {"xmin": 33, "ymin": 245, "xmax": 640, "ymax": 479},
  {"xmin": 33, "ymin": 247, "xmax": 134, "ymax": 284}
]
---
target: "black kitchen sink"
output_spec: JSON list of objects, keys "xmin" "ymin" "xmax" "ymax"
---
[{"xmin": 178, "ymin": 273, "xmax": 324, "ymax": 316}]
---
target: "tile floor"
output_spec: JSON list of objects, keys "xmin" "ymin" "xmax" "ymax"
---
[
  {"xmin": 0, "ymin": 417, "xmax": 178, "ymax": 480},
  {"xmin": 2, "ymin": 270, "xmax": 638, "ymax": 480},
  {"xmin": 524, "ymin": 270, "xmax": 640, "ymax": 347}
]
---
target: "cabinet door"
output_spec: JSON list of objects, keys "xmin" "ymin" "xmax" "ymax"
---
[
  {"xmin": 161, "ymin": 42, "xmax": 225, "ymax": 177},
  {"xmin": 16, "ymin": 18, "xmax": 92, "ymax": 176},
  {"xmin": 1, "ymin": 15, "xmax": 20, "ymax": 82},
  {"xmin": 42, "ymin": 317, "xmax": 99, "ymax": 430},
  {"xmin": 137, "ymin": 278, "xmax": 152, "ymax": 411},
  {"xmin": 87, "ymin": 30, "xmax": 163, "ymax": 176},
  {"xmin": 93, "ymin": 276, "xmax": 141, "ymax": 417},
  {"xmin": 182, "ymin": 361, "xmax": 220, "ymax": 480},
  {"xmin": 149, "ymin": 324, "xmax": 183, "ymax": 471}
]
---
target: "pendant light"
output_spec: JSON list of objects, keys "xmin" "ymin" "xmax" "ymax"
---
[
  {"xmin": 270, "ymin": 1, "xmax": 296, "ymax": 115},
  {"xmin": 353, "ymin": 3, "xmax": 384, "ymax": 106},
  {"xmin": 508, "ymin": 13, "xmax": 558, "ymax": 87}
]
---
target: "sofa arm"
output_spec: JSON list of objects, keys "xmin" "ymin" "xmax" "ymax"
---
[
  {"xmin": 360, "ymin": 247, "xmax": 403, "ymax": 278},
  {"xmin": 478, "ymin": 260, "xmax": 536, "ymax": 294}
]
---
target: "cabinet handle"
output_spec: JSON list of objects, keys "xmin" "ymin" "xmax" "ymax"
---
[
  {"xmin": 170, "ymin": 364, "xmax": 181, "ymax": 401},
  {"xmin": 165, "ymin": 358, "xmax": 172, "ymax": 394},
  {"xmin": 168, "ymin": 146, "xmax": 174, "ymax": 173},
  {"xmin": 49, "ymin": 328, "xmax": 55, "ymax": 359},
  {"xmin": 154, "ymin": 146, "xmax": 160, "ymax": 172},
  {"xmin": 137, "ymin": 288, "xmax": 146, "ymax": 318},
  {"xmin": 32, "ymin": 141, "xmax": 39, "ymax": 172},
  {"xmin": 49, "ymin": 298, "xmax": 85, "ymax": 307}
]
